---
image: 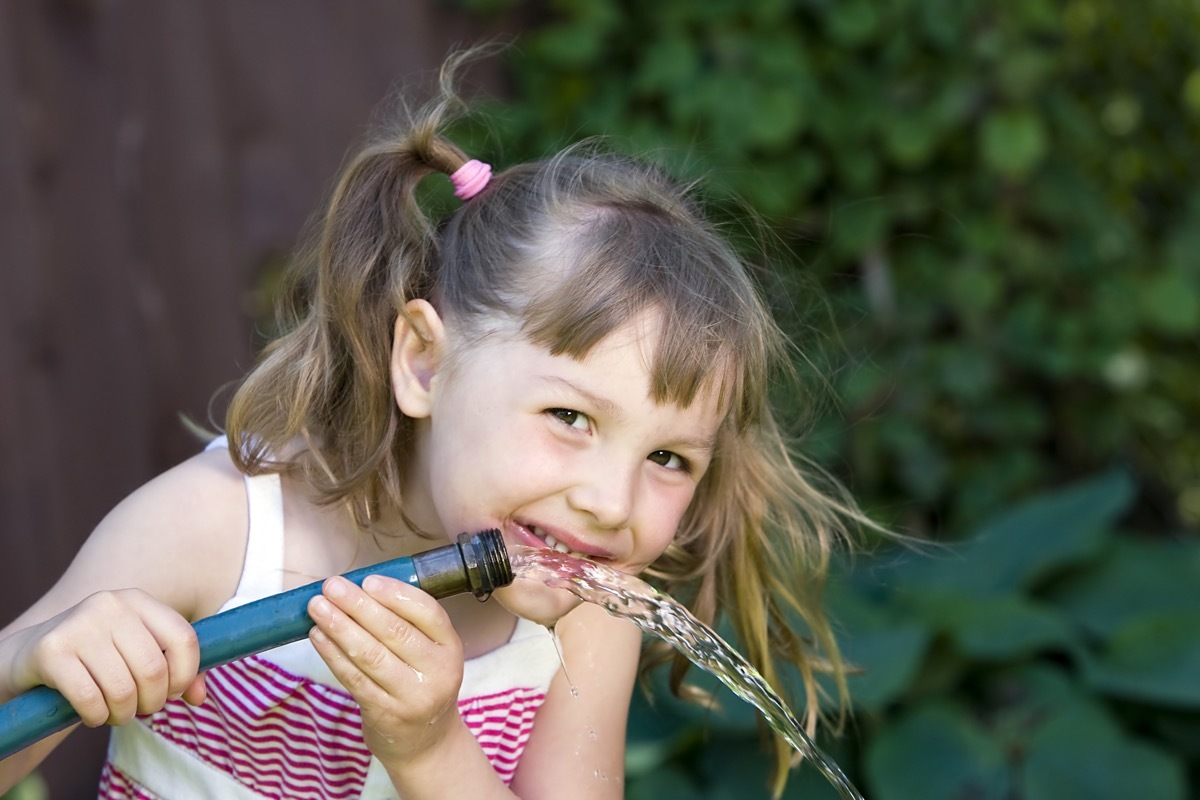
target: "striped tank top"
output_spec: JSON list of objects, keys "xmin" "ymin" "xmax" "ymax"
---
[{"xmin": 99, "ymin": 455, "xmax": 560, "ymax": 799}]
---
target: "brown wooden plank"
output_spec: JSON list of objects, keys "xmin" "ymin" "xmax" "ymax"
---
[{"xmin": 0, "ymin": 2, "xmax": 511, "ymax": 796}]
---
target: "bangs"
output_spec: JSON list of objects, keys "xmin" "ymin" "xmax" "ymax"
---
[{"xmin": 517, "ymin": 205, "xmax": 772, "ymax": 430}]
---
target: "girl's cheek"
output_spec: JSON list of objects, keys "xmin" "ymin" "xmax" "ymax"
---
[{"xmin": 661, "ymin": 488, "xmax": 699, "ymax": 544}]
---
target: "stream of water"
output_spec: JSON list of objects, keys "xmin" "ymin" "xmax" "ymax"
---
[{"xmin": 511, "ymin": 548, "xmax": 866, "ymax": 800}]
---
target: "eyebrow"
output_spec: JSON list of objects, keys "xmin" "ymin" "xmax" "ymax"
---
[
  {"xmin": 536, "ymin": 375, "xmax": 719, "ymax": 455},
  {"xmin": 537, "ymin": 376, "xmax": 625, "ymax": 421},
  {"xmin": 670, "ymin": 431, "xmax": 720, "ymax": 457}
]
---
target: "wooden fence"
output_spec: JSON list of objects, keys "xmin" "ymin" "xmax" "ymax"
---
[{"xmin": 0, "ymin": 2, "xmax": 507, "ymax": 795}]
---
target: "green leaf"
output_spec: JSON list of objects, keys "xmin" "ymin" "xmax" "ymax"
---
[
  {"xmin": 747, "ymin": 85, "xmax": 808, "ymax": 150},
  {"xmin": 1138, "ymin": 268, "xmax": 1200, "ymax": 336},
  {"xmin": 1050, "ymin": 538, "xmax": 1200, "ymax": 639},
  {"xmin": 889, "ymin": 470, "xmax": 1135, "ymax": 597},
  {"xmin": 824, "ymin": 0, "xmax": 881, "ymax": 47},
  {"xmin": 841, "ymin": 624, "xmax": 932, "ymax": 711},
  {"xmin": 946, "ymin": 266, "xmax": 1003, "ymax": 320},
  {"xmin": 633, "ymin": 32, "xmax": 697, "ymax": 97},
  {"xmin": 864, "ymin": 703, "xmax": 1010, "ymax": 800},
  {"xmin": 980, "ymin": 663, "xmax": 1089, "ymax": 744},
  {"xmin": 883, "ymin": 114, "xmax": 940, "ymax": 169},
  {"xmin": 528, "ymin": 24, "xmax": 609, "ymax": 69},
  {"xmin": 1083, "ymin": 610, "xmax": 1200, "ymax": 708},
  {"xmin": 830, "ymin": 200, "xmax": 890, "ymax": 256},
  {"xmin": 920, "ymin": 595, "xmax": 1076, "ymax": 660},
  {"xmin": 627, "ymin": 634, "xmax": 763, "ymax": 735},
  {"xmin": 995, "ymin": 49, "xmax": 1054, "ymax": 101},
  {"xmin": 935, "ymin": 344, "xmax": 1000, "ymax": 402},
  {"xmin": 980, "ymin": 108, "xmax": 1048, "ymax": 178},
  {"xmin": 1020, "ymin": 701, "xmax": 1186, "ymax": 800}
]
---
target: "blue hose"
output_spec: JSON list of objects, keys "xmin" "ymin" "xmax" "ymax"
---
[{"xmin": 0, "ymin": 530, "xmax": 509, "ymax": 761}]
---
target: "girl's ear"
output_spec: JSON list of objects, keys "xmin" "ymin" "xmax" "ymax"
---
[{"xmin": 391, "ymin": 299, "xmax": 446, "ymax": 419}]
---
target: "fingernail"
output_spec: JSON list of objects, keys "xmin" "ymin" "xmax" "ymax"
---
[
  {"xmin": 324, "ymin": 577, "xmax": 347, "ymax": 598},
  {"xmin": 363, "ymin": 575, "xmax": 383, "ymax": 593}
]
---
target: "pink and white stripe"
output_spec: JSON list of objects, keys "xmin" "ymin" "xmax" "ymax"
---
[
  {"xmin": 146, "ymin": 655, "xmax": 372, "ymax": 799},
  {"xmin": 101, "ymin": 654, "xmax": 548, "ymax": 797},
  {"xmin": 98, "ymin": 760, "xmax": 158, "ymax": 799},
  {"xmin": 458, "ymin": 687, "xmax": 545, "ymax": 785}
]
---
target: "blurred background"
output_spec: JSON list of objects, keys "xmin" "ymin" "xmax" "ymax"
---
[{"xmin": 1, "ymin": 1, "xmax": 1197, "ymax": 798}]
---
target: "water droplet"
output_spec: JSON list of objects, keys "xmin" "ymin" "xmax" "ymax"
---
[{"xmin": 544, "ymin": 623, "xmax": 578, "ymax": 696}]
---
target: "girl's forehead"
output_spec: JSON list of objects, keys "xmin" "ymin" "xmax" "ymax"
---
[
  {"xmin": 451, "ymin": 290, "xmax": 745, "ymax": 425},
  {"xmin": 462, "ymin": 306, "xmax": 719, "ymax": 392},
  {"xmin": 554, "ymin": 310, "xmax": 733, "ymax": 418}
]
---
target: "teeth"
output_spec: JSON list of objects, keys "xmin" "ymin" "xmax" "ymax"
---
[{"xmin": 532, "ymin": 528, "xmax": 587, "ymax": 558}]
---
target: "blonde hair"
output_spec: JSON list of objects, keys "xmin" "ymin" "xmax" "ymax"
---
[{"xmin": 226, "ymin": 49, "xmax": 869, "ymax": 796}]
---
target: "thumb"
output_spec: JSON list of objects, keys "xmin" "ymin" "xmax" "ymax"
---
[{"xmin": 181, "ymin": 673, "xmax": 207, "ymax": 706}]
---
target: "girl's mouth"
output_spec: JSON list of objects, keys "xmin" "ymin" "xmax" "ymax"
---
[{"xmin": 527, "ymin": 526, "xmax": 589, "ymax": 559}]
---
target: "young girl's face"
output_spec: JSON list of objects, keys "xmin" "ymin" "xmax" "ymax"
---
[{"xmin": 399, "ymin": 307, "xmax": 724, "ymax": 625}]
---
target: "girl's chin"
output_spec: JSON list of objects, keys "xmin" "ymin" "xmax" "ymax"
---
[{"xmin": 492, "ymin": 579, "xmax": 584, "ymax": 627}]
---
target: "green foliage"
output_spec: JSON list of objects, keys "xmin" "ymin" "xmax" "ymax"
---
[
  {"xmin": 460, "ymin": 0, "xmax": 1200, "ymax": 535},
  {"xmin": 0, "ymin": 775, "xmax": 47, "ymax": 800},
  {"xmin": 451, "ymin": 0, "xmax": 1200, "ymax": 795},
  {"xmin": 621, "ymin": 473, "xmax": 1198, "ymax": 797}
]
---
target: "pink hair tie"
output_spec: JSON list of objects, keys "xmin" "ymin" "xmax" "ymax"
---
[{"xmin": 450, "ymin": 159, "xmax": 492, "ymax": 200}]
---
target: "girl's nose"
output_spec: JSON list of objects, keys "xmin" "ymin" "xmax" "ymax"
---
[{"xmin": 566, "ymin": 456, "xmax": 636, "ymax": 530}]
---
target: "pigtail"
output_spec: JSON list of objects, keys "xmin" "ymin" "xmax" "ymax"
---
[{"xmin": 225, "ymin": 51, "xmax": 479, "ymax": 527}]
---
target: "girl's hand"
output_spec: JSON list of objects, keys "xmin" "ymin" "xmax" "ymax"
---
[
  {"xmin": 307, "ymin": 575, "xmax": 465, "ymax": 765},
  {"xmin": 2, "ymin": 589, "xmax": 206, "ymax": 726}
]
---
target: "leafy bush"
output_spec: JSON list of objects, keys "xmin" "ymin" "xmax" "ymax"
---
[
  {"xmin": 460, "ymin": 0, "xmax": 1200, "ymax": 535},
  {"xmin": 624, "ymin": 472, "xmax": 1199, "ymax": 798},
  {"xmin": 452, "ymin": 0, "xmax": 1200, "ymax": 795}
]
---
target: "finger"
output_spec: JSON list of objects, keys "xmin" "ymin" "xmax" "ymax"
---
[
  {"xmin": 135, "ymin": 600, "xmax": 201, "ymax": 699},
  {"xmin": 321, "ymin": 577, "xmax": 450, "ymax": 683},
  {"xmin": 108, "ymin": 596, "xmax": 200, "ymax": 713},
  {"xmin": 182, "ymin": 673, "xmax": 207, "ymax": 706},
  {"xmin": 81, "ymin": 646, "xmax": 140, "ymax": 726},
  {"xmin": 319, "ymin": 577, "xmax": 438, "ymax": 657},
  {"xmin": 310, "ymin": 586, "xmax": 439, "ymax": 702},
  {"xmin": 110, "ymin": 621, "xmax": 171, "ymax": 716},
  {"xmin": 309, "ymin": 585, "xmax": 408, "ymax": 671},
  {"xmin": 361, "ymin": 575, "xmax": 457, "ymax": 647},
  {"xmin": 307, "ymin": 613, "xmax": 391, "ymax": 704},
  {"xmin": 44, "ymin": 658, "xmax": 110, "ymax": 728}
]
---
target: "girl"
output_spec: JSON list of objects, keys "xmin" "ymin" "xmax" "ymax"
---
[{"xmin": 0, "ymin": 51, "xmax": 866, "ymax": 799}]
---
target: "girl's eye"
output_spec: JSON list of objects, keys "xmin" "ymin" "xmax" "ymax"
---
[
  {"xmin": 548, "ymin": 408, "xmax": 591, "ymax": 432},
  {"xmin": 648, "ymin": 450, "xmax": 689, "ymax": 472}
]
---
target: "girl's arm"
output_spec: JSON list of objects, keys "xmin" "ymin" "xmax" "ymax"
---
[
  {"xmin": 0, "ymin": 448, "xmax": 248, "ymax": 792},
  {"xmin": 509, "ymin": 603, "xmax": 642, "ymax": 800}
]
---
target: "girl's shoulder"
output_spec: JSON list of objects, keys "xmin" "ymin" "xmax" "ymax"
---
[{"xmin": 61, "ymin": 443, "xmax": 251, "ymax": 621}]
